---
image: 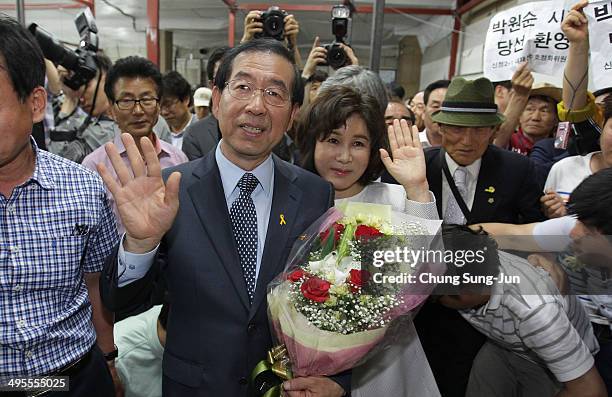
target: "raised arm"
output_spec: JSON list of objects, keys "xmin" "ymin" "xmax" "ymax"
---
[
  {"xmin": 561, "ymin": 0, "xmax": 589, "ymax": 111},
  {"xmin": 494, "ymin": 62, "xmax": 533, "ymax": 148}
]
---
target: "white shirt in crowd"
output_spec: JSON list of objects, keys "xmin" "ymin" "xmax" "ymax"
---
[
  {"xmin": 442, "ymin": 152, "xmax": 482, "ymax": 215},
  {"xmin": 419, "ymin": 130, "xmax": 432, "ymax": 148},
  {"xmin": 115, "ymin": 305, "xmax": 164, "ymax": 397},
  {"xmin": 169, "ymin": 114, "xmax": 198, "ymax": 149},
  {"xmin": 544, "ymin": 152, "xmax": 599, "ymax": 202}
]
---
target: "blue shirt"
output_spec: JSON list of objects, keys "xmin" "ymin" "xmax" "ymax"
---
[
  {"xmin": 119, "ymin": 140, "xmax": 275, "ymax": 285},
  {"xmin": 0, "ymin": 141, "xmax": 119, "ymax": 376},
  {"xmin": 215, "ymin": 140, "xmax": 274, "ymax": 281}
]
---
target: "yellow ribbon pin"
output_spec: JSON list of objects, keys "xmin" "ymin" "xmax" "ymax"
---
[
  {"xmin": 485, "ymin": 186, "xmax": 495, "ymax": 193},
  {"xmin": 279, "ymin": 214, "xmax": 286, "ymax": 225}
]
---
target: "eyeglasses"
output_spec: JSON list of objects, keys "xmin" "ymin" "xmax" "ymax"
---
[
  {"xmin": 115, "ymin": 97, "xmax": 159, "ymax": 111},
  {"xmin": 224, "ymin": 79, "xmax": 290, "ymax": 107},
  {"xmin": 385, "ymin": 116, "xmax": 415, "ymax": 125}
]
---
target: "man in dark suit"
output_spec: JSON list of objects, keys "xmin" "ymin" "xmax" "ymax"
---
[
  {"xmin": 409, "ymin": 77, "xmax": 546, "ymax": 397},
  {"xmin": 97, "ymin": 40, "xmax": 349, "ymax": 397},
  {"xmin": 181, "ymin": 46, "xmax": 228, "ymax": 161}
]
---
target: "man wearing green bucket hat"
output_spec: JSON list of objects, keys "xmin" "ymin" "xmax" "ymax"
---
[{"xmin": 414, "ymin": 76, "xmax": 546, "ymax": 397}]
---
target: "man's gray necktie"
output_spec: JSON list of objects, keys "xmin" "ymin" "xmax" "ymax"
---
[
  {"xmin": 230, "ymin": 172, "xmax": 259, "ymax": 303},
  {"xmin": 444, "ymin": 166, "xmax": 468, "ymax": 225}
]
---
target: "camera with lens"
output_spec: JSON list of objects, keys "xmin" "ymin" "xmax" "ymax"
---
[
  {"xmin": 254, "ymin": 6, "xmax": 288, "ymax": 41},
  {"xmin": 29, "ymin": 8, "xmax": 99, "ymax": 90},
  {"xmin": 322, "ymin": 5, "xmax": 352, "ymax": 70}
]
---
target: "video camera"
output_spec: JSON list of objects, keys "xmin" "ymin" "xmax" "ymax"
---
[
  {"xmin": 28, "ymin": 8, "xmax": 99, "ymax": 90},
  {"xmin": 254, "ymin": 6, "xmax": 288, "ymax": 42},
  {"xmin": 323, "ymin": 5, "xmax": 352, "ymax": 70}
]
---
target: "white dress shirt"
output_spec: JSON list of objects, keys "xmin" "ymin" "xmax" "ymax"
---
[{"xmin": 441, "ymin": 152, "xmax": 481, "ymax": 217}]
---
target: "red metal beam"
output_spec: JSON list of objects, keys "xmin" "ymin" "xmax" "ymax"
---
[
  {"xmin": 237, "ymin": 3, "xmax": 452, "ymax": 15},
  {"xmin": 222, "ymin": 0, "xmax": 237, "ymax": 47},
  {"xmin": 448, "ymin": 14, "xmax": 461, "ymax": 79},
  {"xmin": 146, "ymin": 0, "xmax": 159, "ymax": 66},
  {"xmin": 73, "ymin": 0, "xmax": 94, "ymax": 16},
  {"xmin": 457, "ymin": 0, "xmax": 488, "ymax": 15},
  {"xmin": 229, "ymin": 10, "xmax": 236, "ymax": 47}
]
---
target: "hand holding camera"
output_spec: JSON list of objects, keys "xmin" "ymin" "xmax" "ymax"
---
[
  {"xmin": 302, "ymin": 37, "xmax": 327, "ymax": 79},
  {"xmin": 321, "ymin": 5, "xmax": 355, "ymax": 70},
  {"xmin": 283, "ymin": 14, "xmax": 299, "ymax": 47},
  {"xmin": 240, "ymin": 10, "xmax": 263, "ymax": 43}
]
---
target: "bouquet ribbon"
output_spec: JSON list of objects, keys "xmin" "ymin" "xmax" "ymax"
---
[{"xmin": 250, "ymin": 345, "xmax": 293, "ymax": 397}]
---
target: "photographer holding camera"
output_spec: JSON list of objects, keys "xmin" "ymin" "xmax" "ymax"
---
[
  {"xmin": 48, "ymin": 54, "xmax": 116, "ymax": 163},
  {"xmin": 301, "ymin": 36, "xmax": 358, "ymax": 107},
  {"xmin": 30, "ymin": 10, "xmax": 117, "ymax": 163},
  {"xmin": 240, "ymin": 8, "xmax": 302, "ymax": 67}
]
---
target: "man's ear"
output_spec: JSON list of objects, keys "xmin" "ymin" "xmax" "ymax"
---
[
  {"xmin": 494, "ymin": 85, "xmax": 508, "ymax": 99},
  {"xmin": 212, "ymin": 86, "xmax": 221, "ymax": 117},
  {"xmin": 30, "ymin": 86, "xmax": 48, "ymax": 124},
  {"xmin": 286, "ymin": 103, "xmax": 300, "ymax": 131}
]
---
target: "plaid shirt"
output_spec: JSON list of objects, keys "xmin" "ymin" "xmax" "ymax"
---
[{"xmin": 0, "ymin": 141, "xmax": 118, "ymax": 376}]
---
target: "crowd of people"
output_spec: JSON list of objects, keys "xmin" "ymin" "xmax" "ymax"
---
[{"xmin": 1, "ymin": 0, "xmax": 611, "ymax": 396}]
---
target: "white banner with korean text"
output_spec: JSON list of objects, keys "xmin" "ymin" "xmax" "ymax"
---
[
  {"xmin": 484, "ymin": 1, "xmax": 573, "ymax": 82},
  {"xmin": 585, "ymin": 0, "xmax": 612, "ymax": 91}
]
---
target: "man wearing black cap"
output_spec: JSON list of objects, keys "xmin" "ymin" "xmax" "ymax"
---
[{"xmin": 415, "ymin": 77, "xmax": 546, "ymax": 397}]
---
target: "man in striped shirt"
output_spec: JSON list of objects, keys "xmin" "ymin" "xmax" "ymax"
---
[
  {"xmin": 438, "ymin": 226, "xmax": 606, "ymax": 397},
  {"xmin": 0, "ymin": 16, "xmax": 120, "ymax": 395}
]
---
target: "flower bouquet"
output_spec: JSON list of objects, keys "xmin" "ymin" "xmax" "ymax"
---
[{"xmin": 252, "ymin": 202, "xmax": 443, "ymax": 395}]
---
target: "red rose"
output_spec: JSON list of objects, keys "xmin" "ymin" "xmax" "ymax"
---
[
  {"xmin": 354, "ymin": 225, "xmax": 383, "ymax": 240},
  {"xmin": 348, "ymin": 269, "xmax": 371, "ymax": 293},
  {"xmin": 319, "ymin": 223, "xmax": 345, "ymax": 244},
  {"xmin": 300, "ymin": 276, "xmax": 331, "ymax": 303},
  {"xmin": 288, "ymin": 269, "xmax": 306, "ymax": 283}
]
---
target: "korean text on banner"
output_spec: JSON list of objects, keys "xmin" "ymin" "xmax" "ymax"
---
[
  {"xmin": 484, "ymin": 1, "xmax": 572, "ymax": 82},
  {"xmin": 585, "ymin": 0, "xmax": 612, "ymax": 91}
]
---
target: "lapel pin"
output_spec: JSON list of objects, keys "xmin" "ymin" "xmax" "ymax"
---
[
  {"xmin": 298, "ymin": 234, "xmax": 308, "ymax": 241},
  {"xmin": 485, "ymin": 186, "xmax": 495, "ymax": 193},
  {"xmin": 488, "ymin": 198, "xmax": 495, "ymax": 204},
  {"xmin": 279, "ymin": 214, "xmax": 287, "ymax": 225}
]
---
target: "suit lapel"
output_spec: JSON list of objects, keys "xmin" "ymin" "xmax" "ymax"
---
[
  {"xmin": 187, "ymin": 153, "xmax": 250, "ymax": 311},
  {"xmin": 471, "ymin": 146, "xmax": 497, "ymax": 223},
  {"xmin": 249, "ymin": 158, "xmax": 302, "ymax": 320},
  {"xmin": 427, "ymin": 150, "xmax": 444, "ymax": 218}
]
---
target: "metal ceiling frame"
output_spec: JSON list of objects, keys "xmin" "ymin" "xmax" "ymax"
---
[{"xmin": 222, "ymin": 0, "xmax": 489, "ymax": 79}]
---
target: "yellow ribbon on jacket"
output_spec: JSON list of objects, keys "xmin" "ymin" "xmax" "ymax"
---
[{"xmin": 250, "ymin": 345, "xmax": 293, "ymax": 397}]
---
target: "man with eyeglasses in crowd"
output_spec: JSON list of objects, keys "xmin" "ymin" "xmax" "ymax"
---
[
  {"xmin": 384, "ymin": 100, "xmax": 416, "ymax": 128},
  {"xmin": 82, "ymin": 56, "xmax": 187, "ymax": 236},
  {"xmin": 160, "ymin": 71, "xmax": 197, "ymax": 150},
  {"xmin": 98, "ymin": 39, "xmax": 350, "ymax": 396}
]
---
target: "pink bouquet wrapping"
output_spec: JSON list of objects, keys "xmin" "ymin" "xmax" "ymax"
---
[{"xmin": 259, "ymin": 202, "xmax": 443, "ymax": 387}]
